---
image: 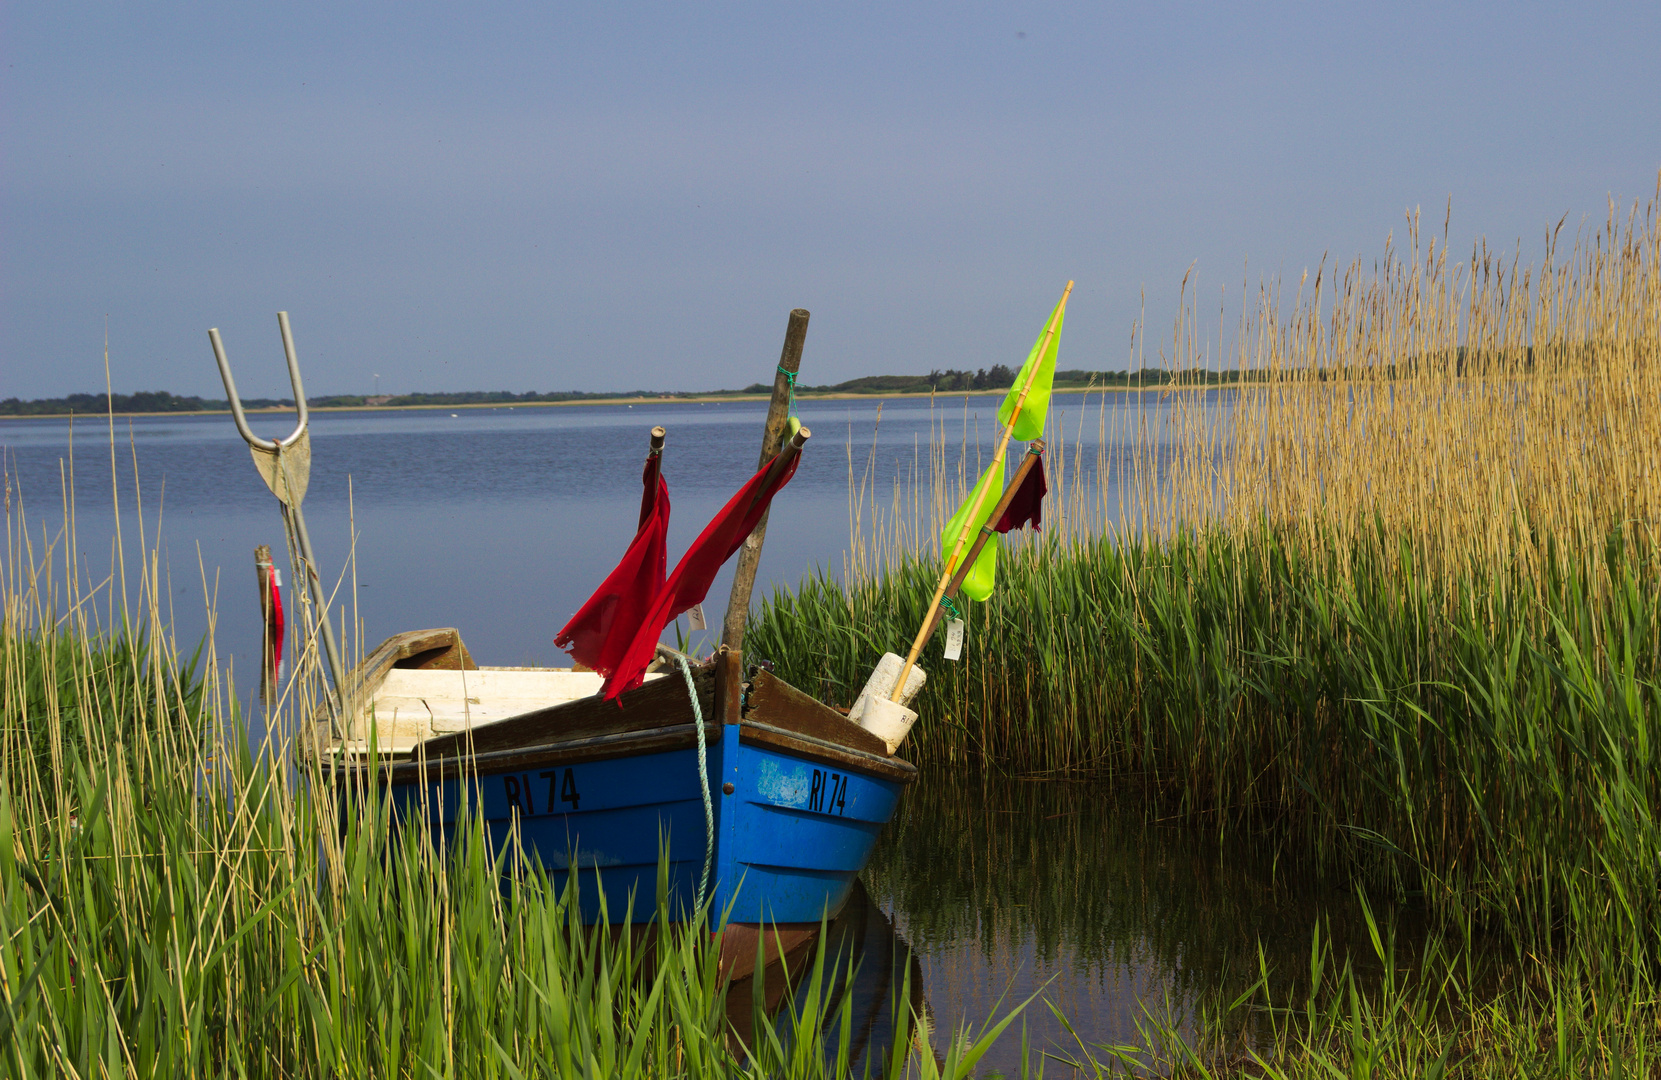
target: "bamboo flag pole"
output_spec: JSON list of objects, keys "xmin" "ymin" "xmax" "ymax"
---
[
  {"xmin": 919, "ymin": 439, "xmax": 1045, "ymax": 642},
  {"xmin": 890, "ymin": 281, "xmax": 1072, "ymax": 701}
]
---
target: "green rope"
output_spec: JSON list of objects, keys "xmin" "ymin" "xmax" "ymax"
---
[
  {"xmin": 675, "ymin": 654, "xmax": 715, "ymax": 918},
  {"xmin": 777, "ymin": 366, "xmax": 798, "ymax": 419},
  {"xmin": 941, "ymin": 594, "xmax": 963, "ymax": 623}
]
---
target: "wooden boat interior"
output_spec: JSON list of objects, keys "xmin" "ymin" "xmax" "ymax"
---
[
  {"xmin": 328, "ymin": 628, "xmax": 914, "ymax": 783},
  {"xmin": 329, "ymin": 627, "xmax": 659, "ymax": 754}
]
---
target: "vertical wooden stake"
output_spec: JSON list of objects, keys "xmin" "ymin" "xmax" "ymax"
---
[
  {"xmin": 721, "ymin": 308, "xmax": 810, "ymax": 652},
  {"xmin": 255, "ymin": 544, "xmax": 274, "ymax": 700}
]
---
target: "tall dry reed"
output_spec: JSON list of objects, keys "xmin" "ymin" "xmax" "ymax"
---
[
  {"xmin": 754, "ymin": 174, "xmax": 1661, "ymax": 975},
  {"xmin": 847, "ymin": 177, "xmax": 1660, "ymax": 599}
]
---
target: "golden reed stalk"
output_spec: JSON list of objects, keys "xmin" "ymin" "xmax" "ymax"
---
[{"xmin": 849, "ymin": 174, "xmax": 1661, "ymax": 607}]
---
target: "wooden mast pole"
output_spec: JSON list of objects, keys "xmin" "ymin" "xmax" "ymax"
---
[
  {"xmin": 890, "ymin": 282, "xmax": 1071, "ymax": 701},
  {"xmin": 722, "ymin": 308, "xmax": 811, "ymax": 652},
  {"xmin": 919, "ymin": 439, "xmax": 1045, "ymax": 642}
]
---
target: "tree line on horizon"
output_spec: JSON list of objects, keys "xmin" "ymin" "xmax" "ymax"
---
[{"xmin": 1, "ymin": 367, "xmax": 1263, "ymax": 416}]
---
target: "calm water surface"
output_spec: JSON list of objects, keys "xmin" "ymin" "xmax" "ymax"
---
[
  {"xmin": 1, "ymin": 391, "xmax": 1204, "ymax": 668},
  {"xmin": 3, "ymin": 394, "xmax": 1386, "ymax": 1076}
]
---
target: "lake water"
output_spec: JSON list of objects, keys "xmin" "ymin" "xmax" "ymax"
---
[
  {"xmin": 0, "ymin": 390, "xmax": 1205, "ymax": 671},
  {"xmin": 2, "ymin": 393, "xmax": 1384, "ymax": 1076}
]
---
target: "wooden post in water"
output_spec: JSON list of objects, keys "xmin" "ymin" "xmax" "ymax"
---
[
  {"xmin": 255, "ymin": 544, "xmax": 275, "ymax": 700},
  {"xmin": 721, "ymin": 308, "xmax": 810, "ymax": 652}
]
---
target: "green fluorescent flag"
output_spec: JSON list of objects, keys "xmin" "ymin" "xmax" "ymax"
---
[
  {"xmin": 996, "ymin": 292, "xmax": 1067, "ymax": 442},
  {"xmin": 940, "ymin": 457, "xmax": 1005, "ymax": 602}
]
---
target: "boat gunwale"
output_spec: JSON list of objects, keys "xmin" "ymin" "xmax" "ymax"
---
[
  {"xmin": 737, "ymin": 720, "xmax": 918, "ymax": 784},
  {"xmin": 330, "ymin": 718, "xmax": 918, "ymax": 786},
  {"xmin": 332, "ymin": 630, "xmax": 917, "ymax": 785}
]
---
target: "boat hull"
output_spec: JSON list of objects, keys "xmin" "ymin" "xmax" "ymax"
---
[
  {"xmin": 381, "ymin": 724, "xmax": 905, "ymax": 926},
  {"xmin": 338, "ymin": 643, "xmax": 916, "ymax": 929}
]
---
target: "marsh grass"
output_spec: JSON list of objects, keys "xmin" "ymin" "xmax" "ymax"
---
[
  {"xmin": 1049, "ymin": 906, "xmax": 1661, "ymax": 1078},
  {"xmin": 752, "ymin": 180, "xmax": 1661, "ymax": 1071},
  {"xmin": 0, "ymin": 449, "xmax": 1049, "ymax": 1078},
  {"xmin": 755, "ymin": 528, "xmax": 1661, "ymax": 964},
  {"xmin": 844, "ymin": 181, "xmax": 1660, "ymax": 590}
]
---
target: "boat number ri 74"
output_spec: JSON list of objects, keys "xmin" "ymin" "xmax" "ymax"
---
[
  {"xmin": 807, "ymin": 769, "xmax": 847, "ymax": 816},
  {"xmin": 502, "ymin": 768, "xmax": 581, "ymax": 816}
]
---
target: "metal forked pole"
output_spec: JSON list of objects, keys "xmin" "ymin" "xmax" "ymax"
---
[
  {"xmin": 280, "ymin": 475, "xmax": 347, "ymax": 711},
  {"xmin": 210, "ymin": 312, "xmax": 310, "ymax": 451},
  {"xmin": 209, "ymin": 313, "xmax": 347, "ymax": 723}
]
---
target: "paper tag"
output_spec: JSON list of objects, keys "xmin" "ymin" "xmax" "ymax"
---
[
  {"xmin": 943, "ymin": 619, "xmax": 965, "ymax": 661},
  {"xmin": 687, "ymin": 603, "xmax": 708, "ymax": 631}
]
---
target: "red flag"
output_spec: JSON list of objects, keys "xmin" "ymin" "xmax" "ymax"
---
[
  {"xmin": 993, "ymin": 455, "xmax": 1046, "ymax": 534},
  {"xmin": 555, "ymin": 453, "xmax": 670, "ymax": 676},
  {"xmin": 601, "ymin": 449, "xmax": 801, "ymax": 701}
]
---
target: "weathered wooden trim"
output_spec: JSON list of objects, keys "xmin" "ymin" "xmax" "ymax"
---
[
  {"xmin": 353, "ymin": 627, "xmax": 476, "ymax": 686},
  {"xmin": 739, "ymin": 721, "xmax": 917, "ymax": 784},
  {"xmin": 334, "ymin": 722, "xmax": 724, "ymax": 785},
  {"xmin": 342, "ymin": 628, "xmax": 477, "ymax": 732},
  {"xmin": 414, "ymin": 660, "xmax": 716, "ymax": 757},
  {"xmin": 744, "ymin": 669, "xmax": 890, "ymax": 757},
  {"xmin": 715, "ymin": 647, "xmax": 744, "ymax": 725}
]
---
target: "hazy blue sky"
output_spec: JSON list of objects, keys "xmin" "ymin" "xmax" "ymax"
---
[{"xmin": 3, "ymin": 2, "xmax": 1658, "ymax": 400}]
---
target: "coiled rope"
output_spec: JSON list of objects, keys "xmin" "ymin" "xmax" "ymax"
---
[{"xmin": 675, "ymin": 654, "xmax": 716, "ymax": 917}]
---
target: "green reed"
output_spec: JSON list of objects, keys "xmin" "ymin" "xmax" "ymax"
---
[
  {"xmin": 749, "ymin": 523, "xmax": 1661, "ymax": 976},
  {"xmin": 0, "ymin": 479, "xmax": 1037, "ymax": 1078},
  {"xmin": 867, "ymin": 774, "xmax": 1661, "ymax": 1077},
  {"xmin": 1052, "ymin": 904, "xmax": 1661, "ymax": 1078}
]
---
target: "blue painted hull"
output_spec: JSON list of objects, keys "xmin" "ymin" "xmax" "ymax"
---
[{"xmin": 383, "ymin": 723, "xmax": 906, "ymax": 927}]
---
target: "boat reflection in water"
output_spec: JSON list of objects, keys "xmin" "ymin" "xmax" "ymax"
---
[
  {"xmin": 725, "ymin": 879, "xmax": 931, "ymax": 1072},
  {"xmin": 861, "ymin": 773, "xmax": 1441, "ymax": 1075}
]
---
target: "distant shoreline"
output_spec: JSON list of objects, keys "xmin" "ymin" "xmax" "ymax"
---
[{"xmin": 0, "ymin": 382, "xmax": 1216, "ymax": 422}]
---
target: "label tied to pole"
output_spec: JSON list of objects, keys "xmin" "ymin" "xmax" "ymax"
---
[
  {"xmin": 943, "ymin": 619, "xmax": 965, "ymax": 662},
  {"xmin": 687, "ymin": 603, "xmax": 707, "ymax": 631}
]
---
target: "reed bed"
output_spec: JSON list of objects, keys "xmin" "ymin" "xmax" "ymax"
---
[
  {"xmin": 0, "ymin": 466, "xmax": 1042, "ymax": 1077},
  {"xmin": 751, "ymin": 179, "xmax": 1661, "ymax": 981},
  {"xmin": 868, "ymin": 775, "xmax": 1661, "ymax": 1077},
  {"xmin": 1058, "ymin": 908, "xmax": 1661, "ymax": 1078}
]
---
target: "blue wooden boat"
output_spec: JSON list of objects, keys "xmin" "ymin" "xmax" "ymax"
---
[
  {"xmin": 328, "ymin": 628, "xmax": 917, "ymax": 940},
  {"xmin": 210, "ymin": 310, "xmax": 919, "ymax": 961}
]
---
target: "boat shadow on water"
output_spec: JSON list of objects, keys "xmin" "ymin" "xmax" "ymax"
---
[{"xmin": 725, "ymin": 878, "xmax": 933, "ymax": 1071}]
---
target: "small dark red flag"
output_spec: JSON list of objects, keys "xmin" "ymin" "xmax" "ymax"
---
[
  {"xmin": 267, "ymin": 565, "xmax": 285, "ymax": 679},
  {"xmin": 555, "ymin": 453, "xmax": 670, "ymax": 677},
  {"xmin": 993, "ymin": 455, "xmax": 1046, "ymax": 534},
  {"xmin": 601, "ymin": 449, "xmax": 801, "ymax": 701}
]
